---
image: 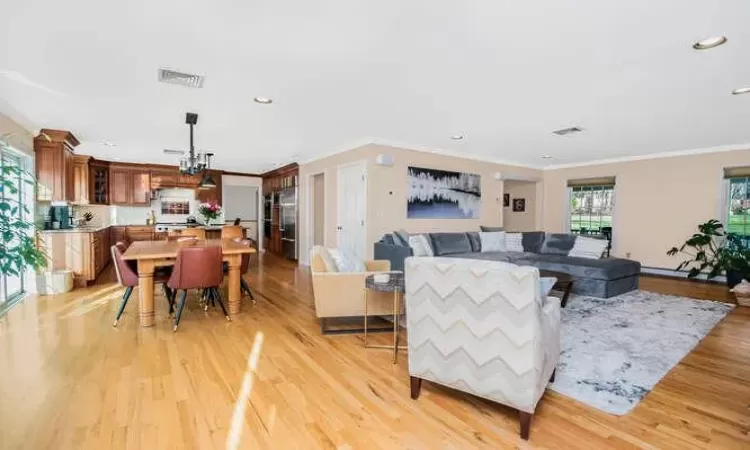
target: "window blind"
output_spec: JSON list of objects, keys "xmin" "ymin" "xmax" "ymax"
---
[
  {"xmin": 566, "ymin": 176, "xmax": 616, "ymax": 188},
  {"xmin": 723, "ymin": 166, "xmax": 750, "ymax": 179}
]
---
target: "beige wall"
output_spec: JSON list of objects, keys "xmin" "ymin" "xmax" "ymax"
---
[
  {"xmin": 543, "ymin": 148, "xmax": 750, "ymax": 269},
  {"xmin": 0, "ymin": 112, "xmax": 33, "ymax": 156},
  {"xmin": 503, "ymin": 180, "xmax": 537, "ymax": 231},
  {"xmin": 299, "ymin": 144, "xmax": 542, "ymax": 262},
  {"xmin": 312, "ymin": 173, "xmax": 325, "ymax": 246}
]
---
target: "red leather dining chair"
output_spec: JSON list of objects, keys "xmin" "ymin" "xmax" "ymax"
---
[
  {"xmin": 111, "ymin": 242, "xmax": 174, "ymax": 326},
  {"xmin": 230, "ymin": 238, "xmax": 255, "ymax": 302},
  {"xmin": 168, "ymin": 246, "xmax": 230, "ymax": 331}
]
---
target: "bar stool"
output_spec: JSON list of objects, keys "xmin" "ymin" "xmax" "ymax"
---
[
  {"xmin": 168, "ymin": 246, "xmax": 229, "ymax": 331},
  {"xmin": 111, "ymin": 242, "xmax": 174, "ymax": 326}
]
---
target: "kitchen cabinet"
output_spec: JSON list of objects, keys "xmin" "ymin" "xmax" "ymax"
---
[
  {"xmin": 39, "ymin": 227, "xmax": 111, "ymax": 288},
  {"xmin": 89, "ymin": 160, "xmax": 109, "ymax": 204},
  {"xmin": 178, "ymin": 172, "xmax": 202, "ymax": 188},
  {"xmin": 126, "ymin": 226, "xmax": 155, "ymax": 241},
  {"xmin": 34, "ymin": 129, "xmax": 79, "ymax": 202},
  {"xmin": 261, "ymin": 163, "xmax": 298, "ymax": 259},
  {"xmin": 110, "ymin": 226, "xmax": 127, "ymax": 245},
  {"xmin": 109, "ymin": 164, "xmax": 152, "ymax": 206},
  {"xmin": 150, "ymin": 168, "xmax": 178, "ymax": 189},
  {"xmin": 195, "ymin": 170, "xmax": 223, "ymax": 204},
  {"xmin": 72, "ymin": 155, "xmax": 91, "ymax": 205}
]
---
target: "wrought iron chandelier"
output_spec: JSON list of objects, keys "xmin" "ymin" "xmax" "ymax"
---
[{"xmin": 179, "ymin": 112, "xmax": 206, "ymax": 175}]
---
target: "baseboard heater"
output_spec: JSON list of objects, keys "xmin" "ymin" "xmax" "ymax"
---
[{"xmin": 641, "ymin": 266, "xmax": 727, "ymax": 283}]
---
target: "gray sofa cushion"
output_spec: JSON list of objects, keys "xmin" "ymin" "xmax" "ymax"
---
[
  {"xmin": 540, "ymin": 233, "xmax": 577, "ymax": 255},
  {"xmin": 521, "ymin": 231, "xmax": 546, "ymax": 253},
  {"xmin": 393, "ymin": 229, "xmax": 410, "ymax": 247},
  {"xmin": 480, "ymin": 226, "xmax": 504, "ymax": 232},
  {"xmin": 447, "ymin": 251, "xmax": 512, "ymax": 263},
  {"xmin": 528, "ymin": 254, "xmax": 641, "ymax": 280},
  {"xmin": 429, "ymin": 232, "xmax": 473, "ymax": 256},
  {"xmin": 466, "ymin": 232, "xmax": 481, "ymax": 252},
  {"xmin": 381, "ymin": 234, "xmax": 395, "ymax": 245}
]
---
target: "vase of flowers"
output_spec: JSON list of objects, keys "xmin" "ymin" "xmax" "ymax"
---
[{"xmin": 197, "ymin": 201, "xmax": 222, "ymax": 225}]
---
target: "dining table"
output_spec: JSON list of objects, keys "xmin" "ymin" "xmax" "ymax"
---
[{"xmin": 121, "ymin": 239, "xmax": 257, "ymax": 327}]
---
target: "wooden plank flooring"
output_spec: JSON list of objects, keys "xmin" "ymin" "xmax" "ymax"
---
[{"xmin": 0, "ymin": 255, "xmax": 748, "ymax": 449}]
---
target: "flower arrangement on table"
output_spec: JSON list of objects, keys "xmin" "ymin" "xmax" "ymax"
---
[{"xmin": 197, "ymin": 201, "xmax": 222, "ymax": 224}]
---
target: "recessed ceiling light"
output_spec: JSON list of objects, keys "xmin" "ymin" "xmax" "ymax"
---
[
  {"xmin": 540, "ymin": 155, "xmax": 552, "ymax": 159},
  {"xmin": 450, "ymin": 135, "xmax": 464, "ymax": 140},
  {"xmin": 692, "ymin": 36, "xmax": 727, "ymax": 50},
  {"xmin": 732, "ymin": 87, "xmax": 750, "ymax": 95},
  {"xmin": 254, "ymin": 97, "xmax": 273, "ymax": 104},
  {"xmin": 102, "ymin": 141, "xmax": 117, "ymax": 147}
]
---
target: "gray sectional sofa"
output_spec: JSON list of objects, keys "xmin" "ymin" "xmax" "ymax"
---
[{"xmin": 373, "ymin": 231, "xmax": 641, "ymax": 298}]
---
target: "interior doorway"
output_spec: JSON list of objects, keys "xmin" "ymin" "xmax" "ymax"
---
[
  {"xmin": 312, "ymin": 173, "xmax": 325, "ymax": 246},
  {"xmin": 502, "ymin": 179, "xmax": 538, "ymax": 232}
]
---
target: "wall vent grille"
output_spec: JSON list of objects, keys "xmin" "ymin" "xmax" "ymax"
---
[
  {"xmin": 552, "ymin": 126, "xmax": 585, "ymax": 136},
  {"xmin": 158, "ymin": 68, "xmax": 205, "ymax": 88}
]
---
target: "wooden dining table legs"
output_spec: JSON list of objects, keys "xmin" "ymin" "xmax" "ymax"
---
[
  {"xmin": 137, "ymin": 259, "xmax": 156, "ymax": 327},
  {"xmin": 226, "ymin": 254, "xmax": 242, "ymax": 315}
]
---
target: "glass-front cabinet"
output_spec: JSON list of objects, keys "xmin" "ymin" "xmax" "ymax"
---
[{"xmin": 90, "ymin": 161, "xmax": 109, "ymax": 204}]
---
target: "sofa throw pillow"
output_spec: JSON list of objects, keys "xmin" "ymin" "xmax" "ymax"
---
[
  {"xmin": 408, "ymin": 234, "xmax": 434, "ymax": 257},
  {"xmin": 479, "ymin": 231, "xmax": 506, "ymax": 252},
  {"xmin": 568, "ymin": 236, "xmax": 608, "ymax": 259},
  {"xmin": 505, "ymin": 233, "xmax": 524, "ymax": 252},
  {"xmin": 480, "ymin": 225, "xmax": 504, "ymax": 232},
  {"xmin": 393, "ymin": 229, "xmax": 410, "ymax": 247},
  {"xmin": 540, "ymin": 277, "xmax": 557, "ymax": 297},
  {"xmin": 328, "ymin": 248, "xmax": 365, "ymax": 272}
]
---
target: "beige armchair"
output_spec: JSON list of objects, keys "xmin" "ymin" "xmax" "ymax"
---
[
  {"xmin": 405, "ymin": 257, "xmax": 561, "ymax": 440},
  {"xmin": 310, "ymin": 246, "xmax": 395, "ymax": 334}
]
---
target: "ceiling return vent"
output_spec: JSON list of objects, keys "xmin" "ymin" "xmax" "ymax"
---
[
  {"xmin": 158, "ymin": 68, "xmax": 205, "ymax": 88},
  {"xmin": 163, "ymin": 149, "xmax": 185, "ymax": 155},
  {"xmin": 552, "ymin": 126, "xmax": 585, "ymax": 136}
]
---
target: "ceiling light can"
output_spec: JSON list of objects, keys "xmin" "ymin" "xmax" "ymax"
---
[
  {"xmin": 692, "ymin": 36, "xmax": 728, "ymax": 50},
  {"xmin": 732, "ymin": 87, "xmax": 750, "ymax": 95},
  {"xmin": 450, "ymin": 135, "xmax": 464, "ymax": 140},
  {"xmin": 254, "ymin": 97, "xmax": 273, "ymax": 104}
]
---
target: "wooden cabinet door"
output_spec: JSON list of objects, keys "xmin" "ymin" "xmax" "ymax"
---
[
  {"xmin": 131, "ymin": 170, "xmax": 151, "ymax": 205},
  {"xmin": 90, "ymin": 163, "xmax": 110, "ymax": 205},
  {"xmin": 127, "ymin": 226, "xmax": 154, "ymax": 241},
  {"xmin": 72, "ymin": 155, "xmax": 90, "ymax": 205},
  {"xmin": 110, "ymin": 168, "xmax": 132, "ymax": 205},
  {"xmin": 178, "ymin": 172, "xmax": 201, "ymax": 189},
  {"xmin": 195, "ymin": 170, "xmax": 222, "ymax": 204},
  {"xmin": 63, "ymin": 148, "xmax": 76, "ymax": 203},
  {"xmin": 151, "ymin": 168, "xmax": 178, "ymax": 189},
  {"xmin": 110, "ymin": 226, "xmax": 127, "ymax": 245}
]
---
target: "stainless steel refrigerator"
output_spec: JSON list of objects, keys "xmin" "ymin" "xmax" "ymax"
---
[{"xmin": 279, "ymin": 186, "xmax": 298, "ymax": 260}]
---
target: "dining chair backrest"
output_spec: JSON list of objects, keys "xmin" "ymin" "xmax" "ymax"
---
[
  {"xmin": 232, "ymin": 238, "xmax": 252, "ymax": 273},
  {"xmin": 221, "ymin": 225, "xmax": 244, "ymax": 240},
  {"xmin": 111, "ymin": 242, "xmax": 138, "ymax": 287},
  {"xmin": 180, "ymin": 228, "xmax": 207, "ymax": 240},
  {"xmin": 168, "ymin": 246, "xmax": 224, "ymax": 290}
]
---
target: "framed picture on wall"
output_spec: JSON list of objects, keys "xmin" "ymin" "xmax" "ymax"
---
[
  {"xmin": 512, "ymin": 198, "xmax": 525, "ymax": 212},
  {"xmin": 407, "ymin": 166, "xmax": 481, "ymax": 218},
  {"xmin": 503, "ymin": 193, "xmax": 510, "ymax": 207}
]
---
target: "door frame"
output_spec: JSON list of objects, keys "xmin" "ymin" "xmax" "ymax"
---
[
  {"xmin": 497, "ymin": 173, "xmax": 544, "ymax": 231},
  {"xmin": 304, "ymin": 170, "xmax": 329, "ymax": 264},
  {"xmin": 336, "ymin": 159, "xmax": 368, "ymax": 261}
]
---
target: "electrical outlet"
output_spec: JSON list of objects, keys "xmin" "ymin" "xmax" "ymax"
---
[{"xmin": 625, "ymin": 252, "xmax": 631, "ymax": 258}]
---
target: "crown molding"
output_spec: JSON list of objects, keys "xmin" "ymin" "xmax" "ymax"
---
[
  {"xmin": 542, "ymin": 142, "xmax": 750, "ymax": 171},
  {"xmin": 299, "ymin": 136, "xmax": 544, "ymax": 171}
]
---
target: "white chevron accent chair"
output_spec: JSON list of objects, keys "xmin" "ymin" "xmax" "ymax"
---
[
  {"xmin": 310, "ymin": 246, "xmax": 395, "ymax": 334},
  {"xmin": 404, "ymin": 257, "xmax": 561, "ymax": 440}
]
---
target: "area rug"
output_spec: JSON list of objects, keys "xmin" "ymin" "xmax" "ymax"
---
[{"xmin": 549, "ymin": 290, "xmax": 734, "ymax": 415}]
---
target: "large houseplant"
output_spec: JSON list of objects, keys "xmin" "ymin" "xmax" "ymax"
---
[
  {"xmin": 666, "ymin": 219, "xmax": 749, "ymax": 286},
  {"xmin": 0, "ymin": 136, "xmax": 47, "ymax": 280}
]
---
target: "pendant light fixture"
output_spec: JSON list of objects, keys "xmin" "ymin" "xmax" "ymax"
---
[
  {"xmin": 178, "ymin": 112, "xmax": 208, "ymax": 175},
  {"xmin": 198, "ymin": 153, "xmax": 217, "ymax": 189}
]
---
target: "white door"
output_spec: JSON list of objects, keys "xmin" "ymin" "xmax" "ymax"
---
[{"xmin": 337, "ymin": 161, "xmax": 367, "ymax": 261}]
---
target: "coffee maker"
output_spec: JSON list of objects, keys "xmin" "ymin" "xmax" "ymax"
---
[{"xmin": 46, "ymin": 205, "xmax": 72, "ymax": 230}]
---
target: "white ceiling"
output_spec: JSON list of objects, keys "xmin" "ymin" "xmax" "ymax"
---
[{"xmin": 1, "ymin": 0, "xmax": 749, "ymax": 172}]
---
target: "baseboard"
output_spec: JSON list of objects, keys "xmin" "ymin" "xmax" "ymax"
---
[{"xmin": 641, "ymin": 266, "xmax": 727, "ymax": 284}]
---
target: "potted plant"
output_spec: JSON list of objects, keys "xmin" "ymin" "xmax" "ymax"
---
[
  {"xmin": 0, "ymin": 136, "xmax": 48, "ymax": 292},
  {"xmin": 197, "ymin": 201, "xmax": 222, "ymax": 225},
  {"xmin": 666, "ymin": 219, "xmax": 750, "ymax": 287}
]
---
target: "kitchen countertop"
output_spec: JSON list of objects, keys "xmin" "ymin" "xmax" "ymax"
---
[{"xmin": 40, "ymin": 224, "xmax": 152, "ymax": 233}]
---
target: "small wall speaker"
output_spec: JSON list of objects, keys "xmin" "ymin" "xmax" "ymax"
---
[{"xmin": 375, "ymin": 154, "xmax": 394, "ymax": 166}]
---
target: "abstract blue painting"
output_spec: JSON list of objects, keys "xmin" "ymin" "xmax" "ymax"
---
[{"xmin": 407, "ymin": 166, "xmax": 481, "ymax": 219}]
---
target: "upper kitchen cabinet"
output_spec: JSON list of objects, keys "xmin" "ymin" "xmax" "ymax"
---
[
  {"xmin": 89, "ymin": 159, "xmax": 110, "ymax": 205},
  {"xmin": 178, "ymin": 172, "xmax": 202, "ymax": 189},
  {"xmin": 109, "ymin": 164, "xmax": 151, "ymax": 206},
  {"xmin": 195, "ymin": 170, "xmax": 223, "ymax": 204},
  {"xmin": 72, "ymin": 155, "xmax": 91, "ymax": 204},
  {"xmin": 150, "ymin": 167, "xmax": 179, "ymax": 189},
  {"xmin": 34, "ymin": 129, "xmax": 79, "ymax": 202}
]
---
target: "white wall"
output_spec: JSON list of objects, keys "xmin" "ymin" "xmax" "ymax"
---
[{"xmin": 222, "ymin": 175, "xmax": 263, "ymax": 248}]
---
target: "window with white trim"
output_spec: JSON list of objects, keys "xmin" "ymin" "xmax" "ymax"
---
[
  {"xmin": 567, "ymin": 177, "xmax": 615, "ymax": 236},
  {"xmin": 725, "ymin": 169, "xmax": 750, "ymax": 237}
]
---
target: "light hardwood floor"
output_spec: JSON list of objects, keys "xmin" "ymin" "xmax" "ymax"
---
[{"xmin": 1, "ymin": 255, "xmax": 749, "ymax": 449}]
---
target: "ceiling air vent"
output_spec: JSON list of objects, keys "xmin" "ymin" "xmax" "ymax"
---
[
  {"xmin": 158, "ymin": 68, "xmax": 205, "ymax": 88},
  {"xmin": 552, "ymin": 126, "xmax": 585, "ymax": 136},
  {"xmin": 163, "ymin": 149, "xmax": 185, "ymax": 155}
]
